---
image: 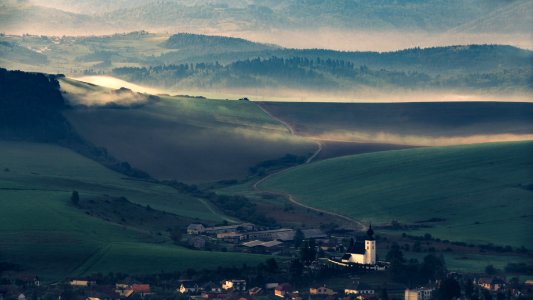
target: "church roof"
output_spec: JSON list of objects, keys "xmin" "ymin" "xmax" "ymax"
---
[{"xmin": 348, "ymin": 242, "xmax": 366, "ymax": 255}]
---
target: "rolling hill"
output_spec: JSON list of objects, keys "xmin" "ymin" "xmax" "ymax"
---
[
  {"xmin": 60, "ymin": 77, "xmax": 315, "ymax": 183},
  {"xmin": 0, "ymin": 141, "xmax": 266, "ymax": 281},
  {"xmin": 257, "ymin": 102, "xmax": 533, "ymax": 145},
  {"xmin": 15, "ymin": 0, "xmax": 531, "ymax": 34},
  {"xmin": 258, "ymin": 141, "xmax": 533, "ymax": 248}
]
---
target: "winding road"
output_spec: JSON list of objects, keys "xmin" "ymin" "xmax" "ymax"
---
[{"xmin": 253, "ymin": 102, "xmax": 365, "ymax": 230}]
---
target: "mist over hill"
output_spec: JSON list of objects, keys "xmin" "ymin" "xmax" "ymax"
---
[
  {"xmin": 2, "ymin": 0, "xmax": 532, "ymax": 50},
  {"xmin": 1, "ymin": 31, "xmax": 531, "ymax": 101}
]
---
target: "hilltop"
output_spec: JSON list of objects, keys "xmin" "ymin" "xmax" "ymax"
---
[
  {"xmin": 6, "ymin": 0, "xmax": 531, "ymax": 36},
  {"xmin": 3, "ymin": 31, "xmax": 531, "ymax": 99},
  {"xmin": 258, "ymin": 141, "xmax": 533, "ymax": 248}
]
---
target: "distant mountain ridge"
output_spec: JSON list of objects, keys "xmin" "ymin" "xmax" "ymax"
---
[
  {"xmin": 2, "ymin": 0, "xmax": 530, "ymax": 37},
  {"xmin": 1, "ymin": 30, "xmax": 531, "ymax": 98}
]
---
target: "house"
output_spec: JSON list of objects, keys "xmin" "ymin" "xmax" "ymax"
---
[
  {"xmin": 187, "ymin": 224, "xmax": 206, "ymax": 235},
  {"xmin": 242, "ymin": 240, "xmax": 283, "ymax": 253},
  {"xmin": 204, "ymin": 223, "xmax": 255, "ymax": 235},
  {"xmin": 115, "ymin": 284, "xmax": 134, "ymax": 298},
  {"xmin": 179, "ymin": 281, "xmax": 201, "ymax": 294},
  {"xmin": 275, "ymin": 283, "xmax": 294, "ymax": 298},
  {"xmin": 477, "ymin": 277, "xmax": 506, "ymax": 292},
  {"xmin": 290, "ymin": 291, "xmax": 302, "ymax": 300},
  {"xmin": 336, "ymin": 226, "xmax": 376, "ymax": 266},
  {"xmin": 132, "ymin": 284, "xmax": 151, "ymax": 297},
  {"xmin": 310, "ymin": 285, "xmax": 337, "ymax": 295},
  {"xmin": 217, "ymin": 232, "xmax": 244, "ymax": 243},
  {"xmin": 70, "ymin": 280, "xmax": 95, "ymax": 287},
  {"xmin": 404, "ymin": 287, "xmax": 434, "ymax": 300},
  {"xmin": 248, "ymin": 287, "xmax": 263, "ymax": 296},
  {"xmin": 85, "ymin": 286, "xmax": 120, "ymax": 300},
  {"xmin": 242, "ymin": 229, "xmax": 296, "ymax": 241},
  {"xmin": 222, "ymin": 280, "xmax": 246, "ymax": 291},
  {"xmin": 302, "ymin": 229, "xmax": 328, "ymax": 240},
  {"xmin": 201, "ymin": 292, "xmax": 228, "ymax": 300},
  {"xmin": 188, "ymin": 236, "xmax": 207, "ymax": 249},
  {"xmin": 202, "ymin": 282, "xmax": 223, "ymax": 293},
  {"xmin": 266, "ymin": 283, "xmax": 280, "ymax": 290},
  {"xmin": 345, "ymin": 282, "xmax": 375, "ymax": 296}
]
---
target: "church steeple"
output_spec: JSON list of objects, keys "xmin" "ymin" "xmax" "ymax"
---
[{"xmin": 366, "ymin": 223, "xmax": 375, "ymax": 240}]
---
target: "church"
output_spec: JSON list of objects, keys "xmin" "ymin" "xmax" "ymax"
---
[
  {"xmin": 341, "ymin": 225, "xmax": 376, "ymax": 265},
  {"xmin": 328, "ymin": 225, "xmax": 378, "ymax": 268}
]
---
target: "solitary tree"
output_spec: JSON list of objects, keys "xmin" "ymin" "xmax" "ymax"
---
[
  {"xmin": 265, "ymin": 258, "xmax": 278, "ymax": 273},
  {"xmin": 70, "ymin": 191, "xmax": 79, "ymax": 206},
  {"xmin": 435, "ymin": 277, "xmax": 461, "ymax": 300}
]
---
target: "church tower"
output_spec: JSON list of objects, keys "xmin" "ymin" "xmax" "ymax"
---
[{"xmin": 364, "ymin": 224, "xmax": 376, "ymax": 265}]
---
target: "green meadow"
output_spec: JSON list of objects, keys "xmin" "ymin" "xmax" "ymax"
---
[
  {"xmin": 64, "ymin": 89, "xmax": 315, "ymax": 183},
  {"xmin": 260, "ymin": 141, "xmax": 533, "ymax": 248},
  {"xmin": 0, "ymin": 142, "xmax": 266, "ymax": 281}
]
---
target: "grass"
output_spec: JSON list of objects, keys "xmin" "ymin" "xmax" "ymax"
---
[
  {"xmin": 259, "ymin": 141, "xmax": 533, "ymax": 248},
  {"xmin": 0, "ymin": 141, "xmax": 218, "ymax": 220},
  {"xmin": 64, "ymin": 94, "xmax": 315, "ymax": 183},
  {"xmin": 0, "ymin": 142, "xmax": 267, "ymax": 281},
  {"xmin": 258, "ymin": 102, "xmax": 533, "ymax": 145}
]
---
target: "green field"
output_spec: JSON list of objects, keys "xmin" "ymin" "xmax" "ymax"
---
[
  {"xmin": 259, "ymin": 141, "xmax": 533, "ymax": 248},
  {"xmin": 63, "ymin": 85, "xmax": 315, "ymax": 183},
  {"xmin": 0, "ymin": 142, "xmax": 266, "ymax": 281},
  {"xmin": 258, "ymin": 102, "xmax": 533, "ymax": 146}
]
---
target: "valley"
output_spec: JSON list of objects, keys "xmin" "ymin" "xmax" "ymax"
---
[{"xmin": 1, "ymin": 2, "xmax": 532, "ymax": 299}]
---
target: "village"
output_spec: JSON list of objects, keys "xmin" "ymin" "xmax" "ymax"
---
[{"xmin": 1, "ymin": 223, "xmax": 531, "ymax": 300}]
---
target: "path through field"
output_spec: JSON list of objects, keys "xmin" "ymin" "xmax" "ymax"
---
[{"xmin": 253, "ymin": 102, "xmax": 364, "ymax": 230}]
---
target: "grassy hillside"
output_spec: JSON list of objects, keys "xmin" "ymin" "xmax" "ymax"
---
[
  {"xmin": 0, "ymin": 141, "xmax": 266, "ymax": 281},
  {"xmin": 258, "ymin": 102, "xmax": 533, "ymax": 145},
  {"xmin": 259, "ymin": 141, "xmax": 533, "ymax": 248},
  {"xmin": 64, "ymin": 90, "xmax": 315, "ymax": 183}
]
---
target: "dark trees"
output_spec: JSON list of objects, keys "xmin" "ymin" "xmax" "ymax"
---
[{"xmin": 70, "ymin": 191, "xmax": 80, "ymax": 206}]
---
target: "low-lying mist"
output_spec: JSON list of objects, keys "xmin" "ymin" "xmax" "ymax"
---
[
  {"xmin": 60, "ymin": 77, "xmax": 158, "ymax": 107},
  {"xmin": 74, "ymin": 76, "xmax": 163, "ymax": 95},
  {"xmin": 309, "ymin": 131, "xmax": 533, "ymax": 147},
  {"xmin": 227, "ymin": 29, "xmax": 533, "ymax": 52},
  {"xmin": 171, "ymin": 86, "xmax": 533, "ymax": 103}
]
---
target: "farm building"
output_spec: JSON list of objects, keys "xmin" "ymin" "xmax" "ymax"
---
[
  {"xmin": 242, "ymin": 240, "xmax": 283, "ymax": 253},
  {"xmin": 187, "ymin": 224, "xmax": 206, "ymax": 234},
  {"xmin": 476, "ymin": 277, "xmax": 506, "ymax": 292},
  {"xmin": 302, "ymin": 229, "xmax": 327, "ymax": 239},
  {"xmin": 178, "ymin": 281, "xmax": 200, "ymax": 294},
  {"xmin": 242, "ymin": 228, "xmax": 295, "ymax": 241},
  {"xmin": 345, "ymin": 282, "xmax": 375, "ymax": 296},
  {"xmin": 404, "ymin": 287, "xmax": 434, "ymax": 300},
  {"xmin": 309, "ymin": 285, "xmax": 337, "ymax": 295},
  {"xmin": 222, "ymin": 280, "xmax": 247, "ymax": 291},
  {"xmin": 205, "ymin": 223, "xmax": 255, "ymax": 235},
  {"xmin": 275, "ymin": 283, "xmax": 294, "ymax": 298}
]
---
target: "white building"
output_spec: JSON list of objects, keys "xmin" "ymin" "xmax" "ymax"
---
[
  {"xmin": 404, "ymin": 287, "xmax": 434, "ymax": 300},
  {"xmin": 341, "ymin": 225, "xmax": 376, "ymax": 265},
  {"xmin": 222, "ymin": 280, "xmax": 247, "ymax": 291}
]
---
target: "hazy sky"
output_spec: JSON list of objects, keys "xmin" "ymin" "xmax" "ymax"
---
[{"xmin": 3, "ymin": 0, "xmax": 532, "ymax": 51}]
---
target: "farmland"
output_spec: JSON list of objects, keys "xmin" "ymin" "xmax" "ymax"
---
[
  {"xmin": 0, "ymin": 141, "xmax": 267, "ymax": 281},
  {"xmin": 257, "ymin": 102, "xmax": 533, "ymax": 146},
  {"xmin": 258, "ymin": 141, "xmax": 533, "ymax": 248},
  {"xmin": 63, "ymin": 86, "xmax": 316, "ymax": 183}
]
